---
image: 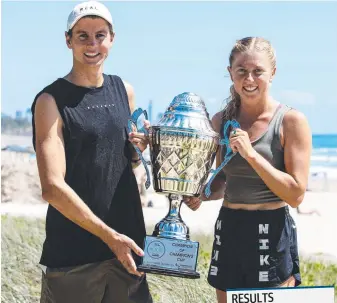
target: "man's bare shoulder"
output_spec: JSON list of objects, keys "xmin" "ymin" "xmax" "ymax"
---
[
  {"xmin": 34, "ymin": 93, "xmax": 58, "ymax": 113},
  {"xmin": 122, "ymin": 80, "xmax": 135, "ymax": 112}
]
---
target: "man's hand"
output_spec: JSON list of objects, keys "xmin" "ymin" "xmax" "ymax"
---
[
  {"xmin": 182, "ymin": 196, "xmax": 202, "ymax": 211},
  {"xmin": 129, "ymin": 120, "xmax": 150, "ymax": 153},
  {"xmin": 105, "ymin": 231, "xmax": 144, "ymax": 277}
]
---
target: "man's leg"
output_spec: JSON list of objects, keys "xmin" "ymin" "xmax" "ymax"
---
[
  {"xmin": 40, "ymin": 260, "xmax": 108, "ymax": 303},
  {"xmin": 102, "ymin": 259, "xmax": 152, "ymax": 303}
]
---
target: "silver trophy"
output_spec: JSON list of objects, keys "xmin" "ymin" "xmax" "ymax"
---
[{"xmin": 128, "ymin": 92, "xmax": 219, "ymax": 279}]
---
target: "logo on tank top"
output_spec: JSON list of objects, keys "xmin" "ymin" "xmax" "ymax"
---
[{"xmin": 86, "ymin": 104, "xmax": 115, "ymax": 110}]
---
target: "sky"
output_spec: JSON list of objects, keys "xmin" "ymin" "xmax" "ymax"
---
[{"xmin": 1, "ymin": 1, "xmax": 337, "ymax": 134}]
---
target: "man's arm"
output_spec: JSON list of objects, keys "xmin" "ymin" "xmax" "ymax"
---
[
  {"xmin": 123, "ymin": 80, "xmax": 148, "ymax": 169},
  {"xmin": 34, "ymin": 93, "xmax": 143, "ymax": 276},
  {"xmin": 123, "ymin": 80, "xmax": 136, "ymax": 113}
]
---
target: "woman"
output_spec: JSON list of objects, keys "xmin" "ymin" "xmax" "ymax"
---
[
  {"xmin": 32, "ymin": 1, "xmax": 153, "ymax": 302},
  {"xmin": 185, "ymin": 37, "xmax": 312, "ymax": 303}
]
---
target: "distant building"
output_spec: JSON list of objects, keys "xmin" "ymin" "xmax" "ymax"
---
[
  {"xmin": 15, "ymin": 110, "xmax": 23, "ymax": 120},
  {"xmin": 25, "ymin": 108, "xmax": 32, "ymax": 121}
]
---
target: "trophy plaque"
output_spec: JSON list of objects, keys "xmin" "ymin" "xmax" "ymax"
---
[{"xmin": 128, "ymin": 92, "xmax": 219, "ymax": 279}]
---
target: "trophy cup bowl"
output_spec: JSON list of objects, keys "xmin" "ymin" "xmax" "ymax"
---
[{"xmin": 129, "ymin": 92, "xmax": 219, "ymax": 279}]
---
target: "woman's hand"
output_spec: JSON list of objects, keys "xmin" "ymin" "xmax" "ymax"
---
[
  {"xmin": 182, "ymin": 196, "xmax": 202, "ymax": 211},
  {"xmin": 229, "ymin": 128, "xmax": 256, "ymax": 159}
]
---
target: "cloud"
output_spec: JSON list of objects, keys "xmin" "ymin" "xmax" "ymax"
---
[{"xmin": 277, "ymin": 90, "xmax": 316, "ymax": 105}]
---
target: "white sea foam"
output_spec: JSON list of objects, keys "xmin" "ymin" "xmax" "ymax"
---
[
  {"xmin": 310, "ymin": 166, "xmax": 337, "ymax": 180},
  {"xmin": 311, "ymin": 155, "xmax": 337, "ymax": 164}
]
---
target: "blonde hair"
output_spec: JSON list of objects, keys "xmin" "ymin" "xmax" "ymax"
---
[{"xmin": 222, "ymin": 37, "xmax": 276, "ymax": 120}]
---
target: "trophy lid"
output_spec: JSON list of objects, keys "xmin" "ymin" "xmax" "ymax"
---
[{"xmin": 156, "ymin": 92, "xmax": 217, "ymax": 135}]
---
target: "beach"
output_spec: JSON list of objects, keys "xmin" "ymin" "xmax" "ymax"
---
[{"xmin": 1, "ymin": 134, "xmax": 337, "ymax": 264}]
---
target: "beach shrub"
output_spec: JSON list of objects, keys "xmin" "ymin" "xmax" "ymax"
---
[{"xmin": 2, "ymin": 216, "xmax": 336, "ymax": 303}]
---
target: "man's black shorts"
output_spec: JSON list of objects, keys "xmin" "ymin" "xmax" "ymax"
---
[{"xmin": 207, "ymin": 206, "xmax": 301, "ymax": 291}]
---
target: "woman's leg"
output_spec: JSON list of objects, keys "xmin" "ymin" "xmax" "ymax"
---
[
  {"xmin": 216, "ymin": 289, "xmax": 227, "ymax": 303},
  {"xmin": 279, "ymin": 275, "xmax": 296, "ymax": 287}
]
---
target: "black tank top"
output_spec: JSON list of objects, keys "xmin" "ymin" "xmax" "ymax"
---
[{"xmin": 31, "ymin": 74, "xmax": 146, "ymax": 268}]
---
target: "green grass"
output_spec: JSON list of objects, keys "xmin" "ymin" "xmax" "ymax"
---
[{"xmin": 2, "ymin": 215, "xmax": 336, "ymax": 303}]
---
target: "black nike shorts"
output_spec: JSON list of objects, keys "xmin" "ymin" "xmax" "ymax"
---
[{"xmin": 207, "ymin": 206, "xmax": 301, "ymax": 291}]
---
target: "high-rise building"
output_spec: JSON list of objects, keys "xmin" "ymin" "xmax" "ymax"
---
[
  {"xmin": 25, "ymin": 108, "xmax": 32, "ymax": 120},
  {"xmin": 15, "ymin": 110, "xmax": 23, "ymax": 120}
]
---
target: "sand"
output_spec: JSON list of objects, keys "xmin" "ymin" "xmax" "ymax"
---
[
  {"xmin": 1, "ymin": 135, "xmax": 337, "ymax": 264},
  {"xmin": 1, "ymin": 151, "xmax": 43, "ymax": 204}
]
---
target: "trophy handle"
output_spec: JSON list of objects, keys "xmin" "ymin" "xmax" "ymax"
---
[
  {"xmin": 128, "ymin": 108, "xmax": 151, "ymax": 189},
  {"xmin": 203, "ymin": 119, "xmax": 241, "ymax": 198}
]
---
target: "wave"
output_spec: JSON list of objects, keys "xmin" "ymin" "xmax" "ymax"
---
[
  {"xmin": 308, "ymin": 147, "xmax": 337, "ymax": 179},
  {"xmin": 312, "ymin": 148, "xmax": 337, "ymax": 154},
  {"xmin": 311, "ymin": 155, "xmax": 337, "ymax": 163},
  {"xmin": 310, "ymin": 166, "xmax": 337, "ymax": 180},
  {"xmin": 311, "ymin": 147, "xmax": 337, "ymax": 170}
]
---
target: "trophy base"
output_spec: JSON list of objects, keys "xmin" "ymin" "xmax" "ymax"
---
[
  {"xmin": 138, "ymin": 235, "xmax": 200, "ymax": 279},
  {"xmin": 137, "ymin": 264, "xmax": 200, "ymax": 279}
]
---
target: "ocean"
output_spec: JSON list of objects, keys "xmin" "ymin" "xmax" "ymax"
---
[
  {"xmin": 2, "ymin": 133, "xmax": 337, "ymax": 181},
  {"xmin": 311, "ymin": 134, "xmax": 337, "ymax": 180}
]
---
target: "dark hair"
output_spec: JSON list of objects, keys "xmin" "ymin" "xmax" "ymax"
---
[
  {"xmin": 223, "ymin": 37, "xmax": 276, "ymax": 120},
  {"xmin": 66, "ymin": 15, "xmax": 114, "ymax": 37}
]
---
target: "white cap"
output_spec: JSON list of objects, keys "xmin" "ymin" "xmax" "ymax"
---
[{"xmin": 67, "ymin": 1, "xmax": 114, "ymax": 32}]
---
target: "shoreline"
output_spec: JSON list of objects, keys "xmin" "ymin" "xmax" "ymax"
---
[{"xmin": 2, "ymin": 191, "xmax": 337, "ymax": 265}]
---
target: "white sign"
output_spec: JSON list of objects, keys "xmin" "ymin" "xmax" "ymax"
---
[
  {"xmin": 142, "ymin": 236, "xmax": 199, "ymax": 271},
  {"xmin": 227, "ymin": 286, "xmax": 334, "ymax": 303}
]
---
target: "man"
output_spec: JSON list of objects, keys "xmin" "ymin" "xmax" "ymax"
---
[{"xmin": 32, "ymin": 1, "xmax": 152, "ymax": 302}]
